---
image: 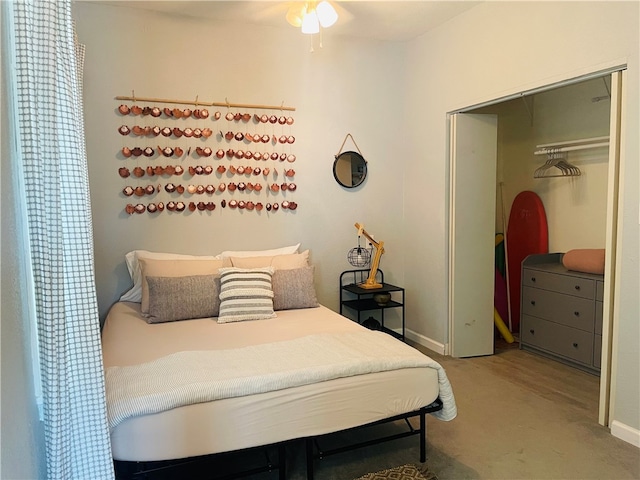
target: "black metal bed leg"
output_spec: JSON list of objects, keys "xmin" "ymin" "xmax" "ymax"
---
[
  {"xmin": 278, "ymin": 443, "xmax": 286, "ymax": 480},
  {"xmin": 306, "ymin": 438, "xmax": 314, "ymax": 480},
  {"xmin": 419, "ymin": 409, "xmax": 426, "ymax": 463}
]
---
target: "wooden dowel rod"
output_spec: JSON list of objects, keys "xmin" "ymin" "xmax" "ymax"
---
[
  {"xmin": 209, "ymin": 101, "xmax": 295, "ymax": 111},
  {"xmin": 114, "ymin": 95, "xmax": 296, "ymax": 112}
]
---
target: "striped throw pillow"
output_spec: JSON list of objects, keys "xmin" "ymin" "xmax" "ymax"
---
[{"xmin": 217, "ymin": 267, "xmax": 277, "ymax": 323}]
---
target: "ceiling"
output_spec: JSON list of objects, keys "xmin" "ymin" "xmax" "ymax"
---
[{"xmin": 92, "ymin": 1, "xmax": 481, "ymax": 42}]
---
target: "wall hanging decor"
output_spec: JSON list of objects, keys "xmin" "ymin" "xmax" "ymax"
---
[
  {"xmin": 115, "ymin": 92, "xmax": 297, "ymax": 216},
  {"xmin": 333, "ymin": 133, "xmax": 367, "ymax": 188}
]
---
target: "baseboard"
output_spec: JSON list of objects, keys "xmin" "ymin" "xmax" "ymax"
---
[
  {"xmin": 611, "ymin": 420, "xmax": 640, "ymax": 448},
  {"xmin": 404, "ymin": 328, "xmax": 447, "ymax": 355}
]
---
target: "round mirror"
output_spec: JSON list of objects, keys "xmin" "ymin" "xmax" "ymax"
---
[{"xmin": 333, "ymin": 151, "xmax": 367, "ymax": 188}]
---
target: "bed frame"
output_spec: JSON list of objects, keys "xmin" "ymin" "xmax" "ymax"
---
[
  {"xmin": 113, "ymin": 398, "xmax": 443, "ymax": 480},
  {"xmin": 304, "ymin": 398, "xmax": 443, "ymax": 480}
]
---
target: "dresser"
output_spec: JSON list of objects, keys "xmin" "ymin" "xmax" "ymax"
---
[{"xmin": 519, "ymin": 253, "xmax": 603, "ymax": 375}]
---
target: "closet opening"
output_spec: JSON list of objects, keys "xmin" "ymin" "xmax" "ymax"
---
[{"xmin": 447, "ymin": 68, "xmax": 625, "ymax": 427}]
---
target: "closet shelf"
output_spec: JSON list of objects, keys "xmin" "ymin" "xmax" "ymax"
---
[{"xmin": 533, "ymin": 136, "xmax": 609, "ymax": 155}]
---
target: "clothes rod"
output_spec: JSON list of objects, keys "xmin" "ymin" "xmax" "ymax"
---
[
  {"xmin": 114, "ymin": 95, "xmax": 296, "ymax": 112},
  {"xmin": 536, "ymin": 136, "xmax": 610, "ymax": 149},
  {"xmin": 534, "ymin": 141, "xmax": 610, "ymax": 155}
]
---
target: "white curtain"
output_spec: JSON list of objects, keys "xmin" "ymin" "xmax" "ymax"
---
[{"xmin": 6, "ymin": 0, "xmax": 114, "ymax": 478}]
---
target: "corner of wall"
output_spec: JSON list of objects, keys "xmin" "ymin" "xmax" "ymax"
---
[
  {"xmin": 405, "ymin": 328, "xmax": 447, "ymax": 356},
  {"xmin": 611, "ymin": 420, "xmax": 640, "ymax": 449}
]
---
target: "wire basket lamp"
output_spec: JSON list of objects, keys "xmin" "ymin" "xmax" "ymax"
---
[{"xmin": 349, "ymin": 222, "xmax": 384, "ymax": 289}]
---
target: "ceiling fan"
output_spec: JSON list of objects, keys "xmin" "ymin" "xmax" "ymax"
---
[{"xmin": 285, "ymin": 1, "xmax": 339, "ymax": 34}]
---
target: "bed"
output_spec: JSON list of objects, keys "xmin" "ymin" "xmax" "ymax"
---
[{"xmin": 102, "ymin": 247, "xmax": 456, "ymax": 479}]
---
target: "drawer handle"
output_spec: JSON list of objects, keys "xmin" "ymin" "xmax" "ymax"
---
[
  {"xmin": 531, "ymin": 277, "xmax": 536, "ymax": 282},
  {"xmin": 529, "ymin": 329, "xmax": 535, "ymax": 335},
  {"xmin": 574, "ymin": 311, "xmax": 580, "ymax": 317},
  {"xmin": 530, "ymin": 300, "xmax": 536, "ymax": 306},
  {"xmin": 573, "ymin": 342, "xmax": 579, "ymax": 348},
  {"xmin": 574, "ymin": 285, "xmax": 581, "ymax": 291}
]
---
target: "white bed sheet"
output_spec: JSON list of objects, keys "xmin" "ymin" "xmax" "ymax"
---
[{"xmin": 102, "ymin": 302, "xmax": 440, "ymax": 461}]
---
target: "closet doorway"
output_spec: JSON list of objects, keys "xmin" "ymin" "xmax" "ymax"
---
[{"xmin": 448, "ymin": 68, "xmax": 625, "ymax": 427}]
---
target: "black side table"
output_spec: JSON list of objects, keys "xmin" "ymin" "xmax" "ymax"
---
[{"xmin": 339, "ymin": 269, "xmax": 405, "ymax": 341}]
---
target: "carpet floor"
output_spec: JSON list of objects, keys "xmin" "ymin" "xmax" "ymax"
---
[{"xmin": 418, "ymin": 338, "xmax": 640, "ymax": 479}]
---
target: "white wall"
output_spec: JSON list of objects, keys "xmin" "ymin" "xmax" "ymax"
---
[
  {"xmin": 73, "ymin": 3, "xmax": 407, "ymax": 322},
  {"xmin": 403, "ymin": 0, "xmax": 638, "ymax": 439}
]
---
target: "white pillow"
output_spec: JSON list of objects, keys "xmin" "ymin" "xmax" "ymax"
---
[
  {"xmin": 230, "ymin": 251, "xmax": 310, "ymax": 270},
  {"xmin": 217, "ymin": 243, "xmax": 300, "ymax": 259},
  {"xmin": 119, "ymin": 250, "xmax": 220, "ymax": 303}
]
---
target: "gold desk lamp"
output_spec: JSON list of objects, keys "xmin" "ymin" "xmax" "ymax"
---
[{"xmin": 354, "ymin": 222, "xmax": 384, "ymax": 289}]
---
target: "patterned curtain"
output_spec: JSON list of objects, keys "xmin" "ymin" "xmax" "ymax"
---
[{"xmin": 7, "ymin": 0, "xmax": 114, "ymax": 478}]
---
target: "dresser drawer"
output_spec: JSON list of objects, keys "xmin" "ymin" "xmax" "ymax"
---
[
  {"xmin": 522, "ymin": 286, "xmax": 595, "ymax": 332},
  {"xmin": 596, "ymin": 280, "xmax": 604, "ymax": 302},
  {"xmin": 522, "ymin": 268, "xmax": 595, "ymax": 299},
  {"xmin": 521, "ymin": 315, "xmax": 594, "ymax": 365},
  {"xmin": 593, "ymin": 334, "xmax": 602, "ymax": 369},
  {"xmin": 595, "ymin": 301, "xmax": 603, "ymax": 335}
]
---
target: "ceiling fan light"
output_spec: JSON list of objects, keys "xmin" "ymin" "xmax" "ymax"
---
[
  {"xmin": 316, "ymin": 1, "xmax": 338, "ymax": 28},
  {"xmin": 286, "ymin": 4, "xmax": 305, "ymax": 28},
  {"xmin": 301, "ymin": 10, "xmax": 320, "ymax": 34}
]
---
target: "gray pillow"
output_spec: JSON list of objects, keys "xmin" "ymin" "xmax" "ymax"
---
[
  {"xmin": 145, "ymin": 274, "xmax": 220, "ymax": 323},
  {"xmin": 272, "ymin": 266, "xmax": 319, "ymax": 311}
]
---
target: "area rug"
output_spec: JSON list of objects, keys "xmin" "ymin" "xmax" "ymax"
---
[{"xmin": 354, "ymin": 463, "xmax": 438, "ymax": 480}]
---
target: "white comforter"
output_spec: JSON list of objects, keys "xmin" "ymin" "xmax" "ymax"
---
[{"xmin": 106, "ymin": 331, "xmax": 457, "ymax": 428}]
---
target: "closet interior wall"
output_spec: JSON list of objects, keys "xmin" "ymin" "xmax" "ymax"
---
[{"xmin": 473, "ymin": 76, "xmax": 612, "ymax": 252}]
